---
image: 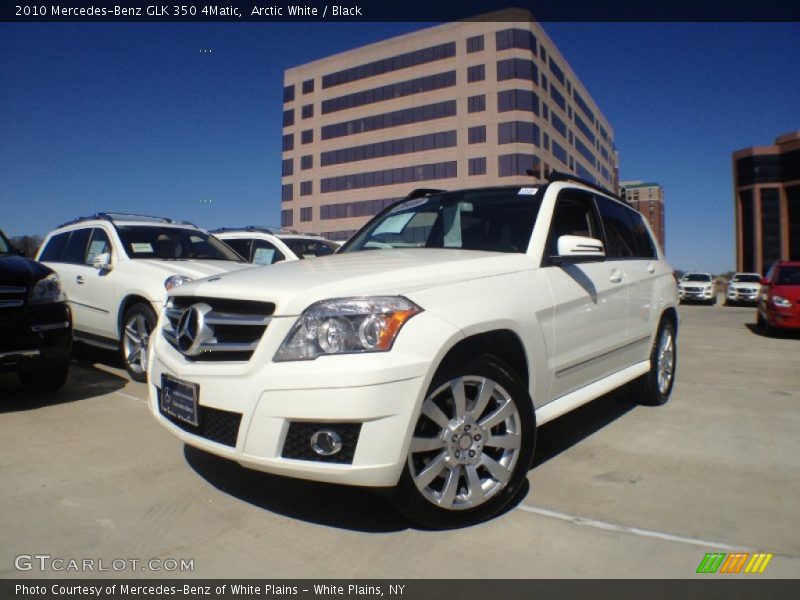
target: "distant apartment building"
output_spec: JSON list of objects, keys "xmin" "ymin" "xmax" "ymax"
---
[
  {"xmin": 733, "ymin": 131, "xmax": 800, "ymax": 274},
  {"xmin": 280, "ymin": 8, "xmax": 618, "ymax": 240},
  {"xmin": 619, "ymin": 180, "xmax": 665, "ymax": 251}
]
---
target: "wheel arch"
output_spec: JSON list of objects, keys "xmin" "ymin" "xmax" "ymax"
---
[{"xmin": 117, "ymin": 294, "xmax": 156, "ymax": 336}]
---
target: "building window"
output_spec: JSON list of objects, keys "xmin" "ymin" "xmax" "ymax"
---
[
  {"xmin": 495, "ymin": 28, "xmax": 537, "ymax": 55},
  {"xmin": 302, "ymin": 79, "xmax": 314, "ymax": 94},
  {"xmin": 574, "ymin": 113, "xmax": 596, "ymax": 145},
  {"xmin": 300, "ymin": 181, "xmax": 313, "ymax": 196},
  {"xmin": 283, "ymin": 85, "xmax": 295, "ymax": 103},
  {"xmin": 301, "ymin": 129, "xmax": 313, "ymax": 144},
  {"xmin": 467, "ymin": 35, "xmax": 484, "ymax": 53},
  {"xmin": 281, "ymin": 209, "xmax": 293, "ymax": 227},
  {"xmin": 543, "ymin": 132, "xmax": 550, "ymax": 151},
  {"xmin": 322, "ymin": 100, "xmax": 456, "ymax": 140},
  {"xmin": 467, "ymin": 95, "xmax": 485, "ymax": 113},
  {"xmin": 468, "ymin": 125, "xmax": 486, "ymax": 144},
  {"xmin": 467, "ymin": 64, "xmax": 485, "ymax": 83},
  {"xmin": 541, "ymin": 73, "xmax": 548, "ymax": 91},
  {"xmin": 548, "ymin": 58, "xmax": 565, "ymax": 85},
  {"xmin": 300, "ymin": 207, "xmax": 312, "ymax": 221},
  {"xmin": 549, "ymin": 86, "xmax": 566, "ymax": 111},
  {"xmin": 498, "ymin": 153, "xmax": 537, "ymax": 177},
  {"xmin": 322, "ymin": 42, "xmax": 456, "ymax": 89},
  {"xmin": 761, "ymin": 187, "xmax": 782, "ymax": 273},
  {"xmin": 551, "ymin": 140, "xmax": 568, "ymax": 165},
  {"xmin": 551, "ymin": 113, "xmax": 567, "ymax": 138},
  {"xmin": 542, "ymin": 103, "xmax": 549, "ymax": 120},
  {"xmin": 497, "ymin": 89, "xmax": 539, "ymax": 115},
  {"xmin": 302, "ymin": 104, "xmax": 313, "ymax": 119},
  {"xmin": 496, "ymin": 58, "xmax": 538, "ymax": 84},
  {"xmin": 283, "ymin": 109, "xmax": 294, "ymax": 127},
  {"xmin": 301, "ymin": 155, "xmax": 313, "ymax": 170},
  {"xmin": 281, "ymin": 184, "xmax": 293, "ymax": 202},
  {"xmin": 321, "ymin": 197, "xmax": 400, "ymax": 221},
  {"xmin": 574, "ymin": 137, "xmax": 596, "ymax": 166},
  {"xmin": 282, "ymin": 134, "xmax": 294, "ymax": 151},
  {"xmin": 320, "ymin": 161, "xmax": 457, "ymax": 194},
  {"xmin": 540, "ymin": 45, "xmax": 547, "ymax": 62},
  {"xmin": 322, "ymin": 71, "xmax": 456, "ymax": 115},
  {"xmin": 281, "ymin": 158, "xmax": 293, "ymax": 176},
  {"xmin": 498, "ymin": 121, "xmax": 540, "ymax": 146},
  {"xmin": 468, "ymin": 157, "xmax": 486, "ymax": 176},
  {"xmin": 321, "ymin": 131, "xmax": 457, "ymax": 166}
]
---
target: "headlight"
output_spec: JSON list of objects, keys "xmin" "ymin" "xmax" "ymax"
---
[
  {"xmin": 30, "ymin": 273, "xmax": 66, "ymax": 304},
  {"xmin": 772, "ymin": 295, "xmax": 792, "ymax": 308},
  {"xmin": 164, "ymin": 275, "xmax": 193, "ymax": 291},
  {"xmin": 274, "ymin": 296, "xmax": 422, "ymax": 361}
]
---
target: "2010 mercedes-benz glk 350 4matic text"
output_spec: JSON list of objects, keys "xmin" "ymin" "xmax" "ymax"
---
[{"xmin": 148, "ymin": 174, "xmax": 680, "ymax": 528}]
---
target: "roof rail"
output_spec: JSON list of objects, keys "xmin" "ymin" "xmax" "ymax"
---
[
  {"xmin": 56, "ymin": 212, "xmax": 197, "ymax": 229},
  {"xmin": 545, "ymin": 170, "xmax": 618, "ymax": 198},
  {"xmin": 404, "ymin": 188, "xmax": 445, "ymax": 201},
  {"xmin": 210, "ymin": 226, "xmax": 308, "ymax": 235}
]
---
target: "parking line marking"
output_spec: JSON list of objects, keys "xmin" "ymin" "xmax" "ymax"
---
[{"xmin": 516, "ymin": 504, "xmax": 749, "ymax": 551}]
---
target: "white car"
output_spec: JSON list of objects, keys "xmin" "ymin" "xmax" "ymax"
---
[
  {"xmin": 37, "ymin": 213, "xmax": 252, "ymax": 382},
  {"xmin": 678, "ymin": 272, "xmax": 717, "ymax": 305},
  {"xmin": 725, "ymin": 272, "xmax": 762, "ymax": 306},
  {"xmin": 149, "ymin": 177, "xmax": 679, "ymax": 528},
  {"xmin": 212, "ymin": 228, "xmax": 340, "ymax": 266}
]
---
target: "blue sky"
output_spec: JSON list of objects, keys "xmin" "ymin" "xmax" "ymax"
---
[{"xmin": 1, "ymin": 21, "xmax": 798, "ymax": 273}]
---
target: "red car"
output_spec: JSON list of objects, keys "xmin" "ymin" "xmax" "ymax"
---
[{"xmin": 757, "ymin": 261, "xmax": 800, "ymax": 335}]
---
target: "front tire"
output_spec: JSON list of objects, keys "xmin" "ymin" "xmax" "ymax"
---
[
  {"xmin": 121, "ymin": 303, "xmax": 156, "ymax": 383},
  {"xmin": 633, "ymin": 318, "xmax": 677, "ymax": 406},
  {"xmin": 393, "ymin": 355, "xmax": 535, "ymax": 529}
]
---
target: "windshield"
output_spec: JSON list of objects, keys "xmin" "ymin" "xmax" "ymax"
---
[
  {"xmin": 116, "ymin": 226, "xmax": 243, "ymax": 261},
  {"xmin": 683, "ymin": 274, "xmax": 712, "ymax": 282},
  {"xmin": 341, "ymin": 188, "xmax": 541, "ymax": 254},
  {"xmin": 283, "ymin": 238, "xmax": 338, "ymax": 259},
  {"xmin": 776, "ymin": 266, "xmax": 800, "ymax": 286},
  {"xmin": 731, "ymin": 274, "xmax": 761, "ymax": 283}
]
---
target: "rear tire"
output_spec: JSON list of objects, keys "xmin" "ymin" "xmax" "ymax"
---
[
  {"xmin": 121, "ymin": 303, "xmax": 156, "ymax": 383},
  {"xmin": 392, "ymin": 355, "xmax": 535, "ymax": 529},
  {"xmin": 18, "ymin": 362, "xmax": 70, "ymax": 393},
  {"xmin": 633, "ymin": 318, "xmax": 676, "ymax": 406}
]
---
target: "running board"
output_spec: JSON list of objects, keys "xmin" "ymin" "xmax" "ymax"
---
[
  {"xmin": 536, "ymin": 360, "xmax": 651, "ymax": 426},
  {"xmin": 73, "ymin": 331, "xmax": 119, "ymax": 351}
]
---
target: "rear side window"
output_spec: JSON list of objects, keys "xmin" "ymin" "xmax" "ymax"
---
[
  {"xmin": 62, "ymin": 229, "xmax": 92, "ymax": 264},
  {"xmin": 85, "ymin": 228, "xmax": 112, "ymax": 265},
  {"xmin": 222, "ymin": 238, "xmax": 252, "ymax": 261},
  {"xmin": 39, "ymin": 232, "xmax": 70, "ymax": 262},
  {"xmin": 627, "ymin": 211, "xmax": 658, "ymax": 258},
  {"xmin": 595, "ymin": 196, "xmax": 638, "ymax": 258}
]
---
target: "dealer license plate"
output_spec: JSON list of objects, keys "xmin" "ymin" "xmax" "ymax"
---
[{"xmin": 160, "ymin": 374, "xmax": 199, "ymax": 427}]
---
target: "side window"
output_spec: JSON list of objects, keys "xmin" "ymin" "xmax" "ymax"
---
[
  {"xmin": 628, "ymin": 211, "xmax": 658, "ymax": 258},
  {"xmin": 85, "ymin": 228, "xmax": 112, "ymax": 265},
  {"xmin": 62, "ymin": 229, "xmax": 92, "ymax": 264},
  {"xmin": 252, "ymin": 239, "xmax": 285, "ymax": 265},
  {"xmin": 595, "ymin": 196, "xmax": 637, "ymax": 259},
  {"xmin": 39, "ymin": 232, "xmax": 70, "ymax": 262},
  {"xmin": 223, "ymin": 238, "xmax": 252, "ymax": 262},
  {"xmin": 546, "ymin": 189, "xmax": 602, "ymax": 258}
]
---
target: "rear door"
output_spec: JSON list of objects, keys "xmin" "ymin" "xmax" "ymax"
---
[{"xmin": 542, "ymin": 188, "xmax": 630, "ymax": 400}]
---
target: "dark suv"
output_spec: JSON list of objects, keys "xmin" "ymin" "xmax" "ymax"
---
[{"xmin": 0, "ymin": 230, "xmax": 72, "ymax": 392}]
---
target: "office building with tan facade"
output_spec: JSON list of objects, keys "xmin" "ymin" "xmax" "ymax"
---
[
  {"xmin": 733, "ymin": 131, "xmax": 800, "ymax": 274},
  {"xmin": 280, "ymin": 8, "xmax": 618, "ymax": 240},
  {"xmin": 619, "ymin": 181, "xmax": 665, "ymax": 251}
]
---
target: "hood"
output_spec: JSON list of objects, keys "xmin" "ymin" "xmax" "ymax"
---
[
  {"xmin": 127, "ymin": 258, "xmax": 253, "ymax": 281},
  {"xmin": 175, "ymin": 248, "xmax": 533, "ymax": 316},
  {"xmin": 0, "ymin": 254, "xmax": 53, "ymax": 286},
  {"xmin": 679, "ymin": 279, "xmax": 713, "ymax": 287}
]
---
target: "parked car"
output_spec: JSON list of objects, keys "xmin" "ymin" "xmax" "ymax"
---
[
  {"xmin": 148, "ymin": 175, "xmax": 679, "ymax": 528},
  {"xmin": 757, "ymin": 261, "xmax": 800, "ymax": 335},
  {"xmin": 678, "ymin": 272, "xmax": 716, "ymax": 304},
  {"xmin": 212, "ymin": 227, "xmax": 339, "ymax": 265},
  {"xmin": 36, "ymin": 213, "xmax": 252, "ymax": 382},
  {"xmin": 725, "ymin": 272, "xmax": 762, "ymax": 306},
  {"xmin": 1, "ymin": 229, "xmax": 72, "ymax": 392}
]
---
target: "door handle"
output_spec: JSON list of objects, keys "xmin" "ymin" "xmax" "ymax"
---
[
  {"xmin": 646, "ymin": 262, "xmax": 656, "ymax": 274},
  {"xmin": 75, "ymin": 275, "xmax": 85, "ymax": 284},
  {"xmin": 609, "ymin": 269, "xmax": 623, "ymax": 284}
]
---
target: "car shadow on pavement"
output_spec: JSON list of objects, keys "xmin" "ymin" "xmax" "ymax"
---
[
  {"xmin": 745, "ymin": 323, "xmax": 800, "ymax": 339},
  {"xmin": 183, "ymin": 445, "xmax": 411, "ymax": 533},
  {"xmin": 531, "ymin": 387, "xmax": 638, "ymax": 468},
  {"xmin": 0, "ymin": 361, "xmax": 127, "ymax": 413}
]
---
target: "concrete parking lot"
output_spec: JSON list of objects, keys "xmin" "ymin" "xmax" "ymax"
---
[{"xmin": 1, "ymin": 304, "xmax": 799, "ymax": 579}]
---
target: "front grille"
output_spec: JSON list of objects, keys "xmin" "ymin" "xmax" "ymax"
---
[
  {"xmin": 684, "ymin": 286, "xmax": 703, "ymax": 293},
  {"xmin": 162, "ymin": 296, "xmax": 275, "ymax": 362},
  {"xmin": 282, "ymin": 422, "xmax": 361, "ymax": 464},
  {"xmin": 157, "ymin": 387, "xmax": 242, "ymax": 447},
  {"xmin": 0, "ymin": 286, "xmax": 26, "ymax": 311}
]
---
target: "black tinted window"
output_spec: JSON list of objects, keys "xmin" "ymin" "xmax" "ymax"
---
[
  {"xmin": 222, "ymin": 238, "xmax": 252, "ymax": 261},
  {"xmin": 547, "ymin": 190, "xmax": 601, "ymax": 257},
  {"xmin": 595, "ymin": 196, "xmax": 638, "ymax": 258},
  {"xmin": 39, "ymin": 232, "xmax": 70, "ymax": 262},
  {"xmin": 627, "ymin": 211, "xmax": 658, "ymax": 258},
  {"xmin": 62, "ymin": 229, "xmax": 92, "ymax": 264}
]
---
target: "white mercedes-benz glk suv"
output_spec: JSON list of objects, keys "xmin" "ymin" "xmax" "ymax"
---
[{"xmin": 148, "ymin": 176, "xmax": 679, "ymax": 528}]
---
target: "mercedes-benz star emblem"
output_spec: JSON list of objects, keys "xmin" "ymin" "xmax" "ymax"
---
[{"xmin": 175, "ymin": 303, "xmax": 213, "ymax": 356}]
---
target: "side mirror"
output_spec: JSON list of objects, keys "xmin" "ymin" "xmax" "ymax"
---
[
  {"xmin": 551, "ymin": 235, "xmax": 606, "ymax": 264},
  {"xmin": 93, "ymin": 253, "xmax": 112, "ymax": 271}
]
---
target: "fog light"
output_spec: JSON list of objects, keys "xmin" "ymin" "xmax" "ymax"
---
[{"xmin": 310, "ymin": 430, "xmax": 343, "ymax": 456}]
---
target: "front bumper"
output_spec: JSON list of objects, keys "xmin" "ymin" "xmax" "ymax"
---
[
  {"xmin": 679, "ymin": 288, "xmax": 715, "ymax": 301},
  {"xmin": 727, "ymin": 289, "xmax": 759, "ymax": 304},
  {"xmin": 765, "ymin": 306, "xmax": 800, "ymax": 329},
  {"xmin": 148, "ymin": 311, "xmax": 460, "ymax": 487},
  {"xmin": 0, "ymin": 302, "xmax": 71, "ymax": 373}
]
